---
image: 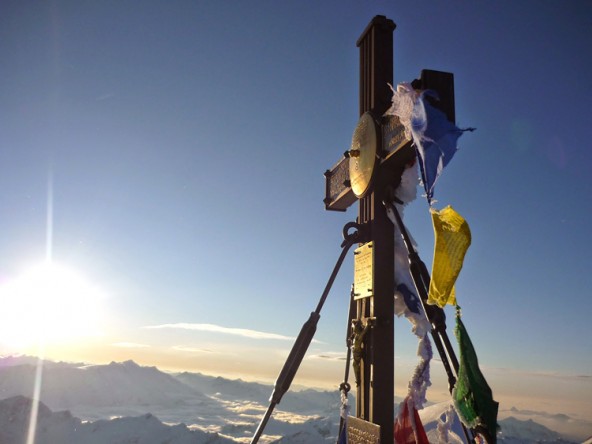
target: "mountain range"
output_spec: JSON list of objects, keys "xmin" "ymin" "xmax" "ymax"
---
[{"xmin": 0, "ymin": 356, "xmax": 586, "ymax": 443}]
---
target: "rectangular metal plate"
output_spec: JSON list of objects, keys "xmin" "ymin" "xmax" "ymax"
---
[
  {"xmin": 324, "ymin": 156, "xmax": 356, "ymax": 211},
  {"xmin": 347, "ymin": 416, "xmax": 381, "ymax": 444},
  {"xmin": 382, "ymin": 115, "xmax": 411, "ymax": 160},
  {"xmin": 353, "ymin": 242, "xmax": 373, "ymax": 300}
]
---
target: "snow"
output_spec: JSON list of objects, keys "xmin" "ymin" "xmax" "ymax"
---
[
  {"xmin": 497, "ymin": 416, "xmax": 567, "ymax": 441},
  {"xmin": 0, "ymin": 396, "xmax": 234, "ymax": 444},
  {"xmin": 419, "ymin": 401, "xmax": 466, "ymax": 443},
  {"xmin": 0, "ymin": 357, "xmax": 587, "ymax": 443}
]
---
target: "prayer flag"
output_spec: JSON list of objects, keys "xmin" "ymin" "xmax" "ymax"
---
[
  {"xmin": 337, "ymin": 424, "xmax": 347, "ymax": 444},
  {"xmin": 428, "ymin": 206, "xmax": 471, "ymax": 307},
  {"xmin": 385, "ymin": 83, "xmax": 473, "ymax": 205},
  {"xmin": 397, "ymin": 283, "xmax": 421, "ymax": 314},
  {"xmin": 394, "ymin": 396, "xmax": 429, "ymax": 444},
  {"xmin": 338, "ymin": 386, "xmax": 349, "ymax": 444},
  {"xmin": 413, "ymin": 91, "xmax": 466, "ymax": 205},
  {"xmin": 452, "ymin": 313, "xmax": 499, "ymax": 442}
]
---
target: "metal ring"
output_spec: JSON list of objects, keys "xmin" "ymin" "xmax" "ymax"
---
[
  {"xmin": 342, "ymin": 222, "xmax": 360, "ymax": 243},
  {"xmin": 339, "ymin": 382, "xmax": 351, "ymax": 394}
]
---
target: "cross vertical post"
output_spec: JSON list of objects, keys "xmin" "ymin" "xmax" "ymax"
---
[
  {"xmin": 356, "ymin": 15, "xmax": 396, "ymax": 444},
  {"xmin": 324, "ymin": 15, "xmax": 463, "ymax": 443}
]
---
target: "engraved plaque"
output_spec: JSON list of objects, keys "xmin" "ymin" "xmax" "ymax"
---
[
  {"xmin": 353, "ymin": 242, "xmax": 373, "ymax": 300},
  {"xmin": 324, "ymin": 156, "xmax": 356, "ymax": 211},
  {"xmin": 382, "ymin": 114, "xmax": 411, "ymax": 161},
  {"xmin": 347, "ymin": 416, "xmax": 381, "ymax": 444}
]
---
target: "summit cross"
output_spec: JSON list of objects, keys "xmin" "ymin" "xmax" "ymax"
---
[{"xmin": 323, "ymin": 15, "xmax": 455, "ymax": 443}]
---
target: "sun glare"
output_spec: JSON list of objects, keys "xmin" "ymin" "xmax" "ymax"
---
[{"xmin": 0, "ymin": 261, "xmax": 106, "ymax": 350}]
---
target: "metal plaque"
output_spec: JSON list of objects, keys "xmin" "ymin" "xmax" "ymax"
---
[
  {"xmin": 349, "ymin": 112, "xmax": 378, "ymax": 198},
  {"xmin": 353, "ymin": 242, "xmax": 373, "ymax": 300},
  {"xmin": 324, "ymin": 156, "xmax": 356, "ymax": 211},
  {"xmin": 381, "ymin": 114, "xmax": 411, "ymax": 162},
  {"xmin": 347, "ymin": 416, "xmax": 381, "ymax": 444}
]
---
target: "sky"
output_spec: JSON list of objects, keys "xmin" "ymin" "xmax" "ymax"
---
[{"xmin": 1, "ymin": 0, "xmax": 591, "ymax": 428}]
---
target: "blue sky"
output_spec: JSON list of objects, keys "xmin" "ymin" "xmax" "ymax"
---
[{"xmin": 1, "ymin": 0, "xmax": 591, "ymax": 424}]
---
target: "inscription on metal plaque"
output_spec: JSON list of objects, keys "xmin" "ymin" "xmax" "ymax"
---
[
  {"xmin": 324, "ymin": 156, "xmax": 356, "ymax": 211},
  {"xmin": 347, "ymin": 416, "xmax": 380, "ymax": 444},
  {"xmin": 353, "ymin": 242, "xmax": 373, "ymax": 300},
  {"xmin": 382, "ymin": 114, "xmax": 411, "ymax": 160}
]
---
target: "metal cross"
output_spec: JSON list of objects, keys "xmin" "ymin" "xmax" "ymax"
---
[{"xmin": 323, "ymin": 15, "xmax": 456, "ymax": 443}]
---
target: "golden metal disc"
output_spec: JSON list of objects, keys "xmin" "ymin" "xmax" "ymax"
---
[{"xmin": 349, "ymin": 112, "xmax": 379, "ymax": 198}]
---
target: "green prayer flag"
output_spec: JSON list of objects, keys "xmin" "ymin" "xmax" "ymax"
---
[{"xmin": 452, "ymin": 311, "xmax": 499, "ymax": 442}]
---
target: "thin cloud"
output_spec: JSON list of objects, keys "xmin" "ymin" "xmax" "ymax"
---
[
  {"xmin": 96, "ymin": 92, "xmax": 115, "ymax": 101},
  {"xmin": 306, "ymin": 352, "xmax": 346, "ymax": 361},
  {"xmin": 144, "ymin": 323, "xmax": 294, "ymax": 341},
  {"xmin": 172, "ymin": 345, "xmax": 218, "ymax": 354},
  {"xmin": 484, "ymin": 366, "xmax": 591, "ymax": 382},
  {"xmin": 111, "ymin": 342, "xmax": 150, "ymax": 349}
]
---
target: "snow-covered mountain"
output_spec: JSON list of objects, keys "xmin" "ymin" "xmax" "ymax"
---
[
  {"xmin": 175, "ymin": 371, "xmax": 339, "ymax": 415},
  {"xmin": 0, "ymin": 359, "xmax": 209, "ymax": 407},
  {"xmin": 0, "ymin": 357, "xmax": 217, "ymax": 424},
  {"xmin": 0, "ymin": 357, "xmax": 339, "ymax": 443},
  {"xmin": 0, "ymin": 396, "xmax": 234, "ymax": 444},
  {"xmin": 418, "ymin": 401, "xmax": 580, "ymax": 444},
  {"xmin": 0, "ymin": 356, "xmax": 587, "ymax": 443},
  {"xmin": 497, "ymin": 416, "xmax": 575, "ymax": 443}
]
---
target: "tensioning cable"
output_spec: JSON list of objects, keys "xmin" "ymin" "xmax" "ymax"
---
[{"xmin": 249, "ymin": 221, "xmax": 367, "ymax": 444}]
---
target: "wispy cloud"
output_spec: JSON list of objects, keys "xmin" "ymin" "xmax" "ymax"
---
[
  {"xmin": 144, "ymin": 323, "xmax": 294, "ymax": 341},
  {"xmin": 172, "ymin": 345, "xmax": 219, "ymax": 354},
  {"xmin": 96, "ymin": 92, "xmax": 115, "ymax": 101},
  {"xmin": 306, "ymin": 352, "xmax": 346, "ymax": 361},
  {"xmin": 111, "ymin": 342, "xmax": 150, "ymax": 349},
  {"xmin": 484, "ymin": 366, "xmax": 591, "ymax": 382}
]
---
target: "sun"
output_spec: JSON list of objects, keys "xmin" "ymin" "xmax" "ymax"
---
[{"xmin": 0, "ymin": 261, "xmax": 106, "ymax": 350}]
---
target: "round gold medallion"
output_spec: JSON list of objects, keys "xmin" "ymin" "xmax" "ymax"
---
[{"xmin": 349, "ymin": 112, "xmax": 379, "ymax": 198}]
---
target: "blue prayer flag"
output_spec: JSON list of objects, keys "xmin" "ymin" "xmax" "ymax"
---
[
  {"xmin": 397, "ymin": 283, "xmax": 421, "ymax": 314},
  {"xmin": 385, "ymin": 83, "xmax": 474, "ymax": 205},
  {"xmin": 412, "ymin": 91, "xmax": 469, "ymax": 205},
  {"xmin": 337, "ymin": 422, "xmax": 347, "ymax": 444}
]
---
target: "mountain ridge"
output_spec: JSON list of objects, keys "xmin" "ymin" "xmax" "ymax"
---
[{"xmin": 0, "ymin": 356, "xmax": 586, "ymax": 443}]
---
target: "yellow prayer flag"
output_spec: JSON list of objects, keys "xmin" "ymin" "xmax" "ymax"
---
[{"xmin": 428, "ymin": 206, "xmax": 471, "ymax": 307}]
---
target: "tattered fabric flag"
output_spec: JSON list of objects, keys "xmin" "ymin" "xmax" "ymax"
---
[
  {"xmin": 337, "ymin": 386, "xmax": 349, "ymax": 444},
  {"xmin": 389, "ymin": 162, "xmax": 432, "ymax": 339},
  {"xmin": 385, "ymin": 83, "xmax": 474, "ymax": 205},
  {"xmin": 397, "ymin": 283, "xmax": 421, "ymax": 314},
  {"xmin": 394, "ymin": 335, "xmax": 432, "ymax": 444},
  {"xmin": 428, "ymin": 206, "xmax": 471, "ymax": 307},
  {"xmin": 338, "ymin": 421, "xmax": 347, "ymax": 444},
  {"xmin": 407, "ymin": 334, "xmax": 432, "ymax": 410},
  {"xmin": 394, "ymin": 395, "xmax": 429, "ymax": 444},
  {"xmin": 452, "ymin": 309, "xmax": 499, "ymax": 443}
]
